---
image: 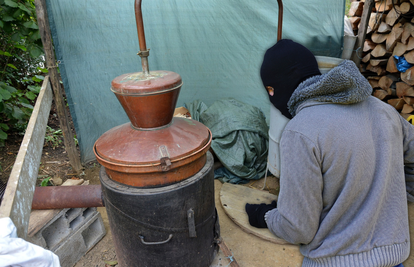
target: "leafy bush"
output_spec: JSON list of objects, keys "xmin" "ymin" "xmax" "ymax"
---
[{"xmin": 0, "ymin": 0, "xmax": 45, "ymax": 146}]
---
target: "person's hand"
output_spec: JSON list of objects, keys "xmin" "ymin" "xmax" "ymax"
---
[{"xmin": 245, "ymin": 201, "xmax": 277, "ymax": 228}]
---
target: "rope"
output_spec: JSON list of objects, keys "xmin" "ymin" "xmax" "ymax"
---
[
  {"xmin": 355, "ymin": 47, "xmax": 363, "ymax": 60},
  {"xmin": 225, "ymin": 253, "xmax": 235, "ymax": 267}
]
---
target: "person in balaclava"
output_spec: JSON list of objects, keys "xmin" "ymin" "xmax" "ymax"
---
[{"xmin": 245, "ymin": 39, "xmax": 414, "ymax": 267}]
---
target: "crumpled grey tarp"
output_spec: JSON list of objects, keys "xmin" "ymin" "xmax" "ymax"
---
[{"xmin": 186, "ymin": 98, "xmax": 269, "ymax": 184}]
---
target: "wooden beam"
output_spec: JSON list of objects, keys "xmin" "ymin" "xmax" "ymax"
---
[
  {"xmin": 35, "ymin": 0, "xmax": 82, "ymax": 172},
  {"xmin": 352, "ymin": 0, "xmax": 376, "ymax": 67},
  {"xmin": 0, "ymin": 77, "xmax": 53, "ymax": 239}
]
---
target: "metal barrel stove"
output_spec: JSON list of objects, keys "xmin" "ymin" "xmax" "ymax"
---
[{"xmin": 93, "ymin": 1, "xmax": 219, "ymax": 266}]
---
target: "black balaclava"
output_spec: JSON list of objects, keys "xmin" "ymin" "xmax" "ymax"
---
[{"xmin": 260, "ymin": 39, "xmax": 321, "ymax": 119}]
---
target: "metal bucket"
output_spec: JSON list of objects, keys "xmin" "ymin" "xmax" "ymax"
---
[
  {"xmin": 267, "ymin": 56, "xmax": 344, "ymax": 177},
  {"xmin": 101, "ymin": 152, "xmax": 219, "ymax": 267}
]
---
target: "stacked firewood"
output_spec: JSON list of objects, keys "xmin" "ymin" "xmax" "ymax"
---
[{"xmin": 349, "ymin": 0, "xmax": 414, "ymax": 118}]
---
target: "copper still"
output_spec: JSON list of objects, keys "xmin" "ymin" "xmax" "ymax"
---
[{"xmin": 92, "ymin": 1, "xmax": 219, "ymax": 266}]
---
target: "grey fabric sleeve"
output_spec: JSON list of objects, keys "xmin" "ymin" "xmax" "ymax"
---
[
  {"xmin": 265, "ymin": 130, "xmax": 323, "ymax": 244},
  {"xmin": 400, "ymin": 116, "xmax": 414, "ymax": 202}
]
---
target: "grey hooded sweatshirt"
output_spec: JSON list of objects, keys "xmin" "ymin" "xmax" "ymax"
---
[{"xmin": 265, "ymin": 60, "xmax": 414, "ymax": 267}]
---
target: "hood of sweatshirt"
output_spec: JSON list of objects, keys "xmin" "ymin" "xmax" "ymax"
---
[{"xmin": 287, "ymin": 60, "xmax": 373, "ymax": 117}]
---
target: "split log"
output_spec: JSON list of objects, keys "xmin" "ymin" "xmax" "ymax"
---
[
  {"xmin": 402, "ymin": 104, "xmax": 414, "ymax": 113},
  {"xmin": 378, "ymin": 21, "xmax": 392, "ymax": 33},
  {"xmin": 366, "ymin": 25, "xmax": 373, "ymax": 35},
  {"xmin": 369, "ymin": 13, "xmax": 384, "ymax": 31},
  {"xmin": 386, "ymin": 55, "xmax": 399, "ymax": 73},
  {"xmin": 386, "ymin": 6, "xmax": 401, "ymax": 26},
  {"xmin": 388, "ymin": 88, "xmax": 397, "ymax": 96},
  {"xmin": 402, "ymin": 66, "xmax": 414, "ymax": 85},
  {"xmin": 372, "ymin": 32, "xmax": 389, "ymax": 43},
  {"xmin": 386, "ymin": 23, "xmax": 404, "ymax": 51},
  {"xmin": 375, "ymin": 0, "xmax": 393, "ymax": 12},
  {"xmin": 349, "ymin": 1, "xmax": 365, "ymax": 16},
  {"xmin": 349, "ymin": 17, "xmax": 361, "ymax": 30},
  {"xmin": 408, "ymin": 37, "xmax": 414, "ymax": 50},
  {"xmin": 367, "ymin": 63, "xmax": 387, "ymax": 75},
  {"xmin": 371, "ymin": 44, "xmax": 392, "ymax": 57},
  {"xmin": 393, "ymin": 42, "xmax": 408, "ymax": 56},
  {"xmin": 405, "ymin": 50, "xmax": 414, "ymax": 64},
  {"xmin": 362, "ymin": 53, "xmax": 372, "ymax": 63},
  {"xmin": 370, "ymin": 59, "xmax": 388, "ymax": 66},
  {"xmin": 396, "ymin": 81, "xmax": 414, "ymax": 97},
  {"xmin": 386, "ymin": 73, "xmax": 400, "ymax": 82},
  {"xmin": 402, "ymin": 23, "xmax": 414, "ymax": 44},
  {"xmin": 407, "ymin": 37, "xmax": 414, "ymax": 51},
  {"xmin": 400, "ymin": 2, "xmax": 414, "ymax": 14},
  {"xmin": 379, "ymin": 75, "xmax": 394, "ymax": 90},
  {"xmin": 373, "ymin": 89, "xmax": 390, "ymax": 100},
  {"xmin": 404, "ymin": 96, "xmax": 414, "ymax": 105},
  {"xmin": 367, "ymin": 76, "xmax": 382, "ymax": 80},
  {"xmin": 369, "ymin": 78, "xmax": 380, "ymax": 88},
  {"xmin": 364, "ymin": 39, "xmax": 377, "ymax": 52},
  {"xmin": 388, "ymin": 98, "xmax": 406, "ymax": 110}
]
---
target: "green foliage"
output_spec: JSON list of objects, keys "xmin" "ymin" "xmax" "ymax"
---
[
  {"xmin": 345, "ymin": 0, "xmax": 351, "ymax": 16},
  {"xmin": 0, "ymin": 0, "xmax": 46, "ymax": 146},
  {"xmin": 40, "ymin": 176, "xmax": 51, "ymax": 186},
  {"xmin": 45, "ymin": 125, "xmax": 62, "ymax": 149}
]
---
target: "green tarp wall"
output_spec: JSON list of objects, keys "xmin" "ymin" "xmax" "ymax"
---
[{"xmin": 45, "ymin": 0, "xmax": 345, "ymax": 163}]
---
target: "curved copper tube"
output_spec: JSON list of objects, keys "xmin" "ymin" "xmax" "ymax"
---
[
  {"xmin": 277, "ymin": 0, "xmax": 283, "ymax": 41},
  {"xmin": 134, "ymin": 0, "xmax": 149, "ymax": 74},
  {"xmin": 32, "ymin": 185, "xmax": 104, "ymax": 210}
]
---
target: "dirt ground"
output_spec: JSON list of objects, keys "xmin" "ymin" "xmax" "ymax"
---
[{"xmin": 2, "ymin": 101, "xmax": 414, "ymax": 266}]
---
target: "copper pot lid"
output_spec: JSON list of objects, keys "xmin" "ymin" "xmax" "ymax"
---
[
  {"xmin": 111, "ymin": 71, "xmax": 182, "ymax": 95},
  {"xmin": 94, "ymin": 117, "xmax": 210, "ymax": 167}
]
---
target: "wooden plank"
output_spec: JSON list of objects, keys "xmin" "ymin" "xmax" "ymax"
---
[
  {"xmin": 0, "ymin": 77, "xmax": 53, "ymax": 239},
  {"xmin": 35, "ymin": 0, "xmax": 82, "ymax": 172},
  {"xmin": 220, "ymin": 183, "xmax": 290, "ymax": 245},
  {"xmin": 352, "ymin": 0, "xmax": 376, "ymax": 67},
  {"xmin": 27, "ymin": 209, "xmax": 61, "ymax": 237}
]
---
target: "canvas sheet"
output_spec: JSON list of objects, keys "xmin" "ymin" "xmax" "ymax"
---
[{"xmin": 45, "ymin": 0, "xmax": 345, "ymax": 162}]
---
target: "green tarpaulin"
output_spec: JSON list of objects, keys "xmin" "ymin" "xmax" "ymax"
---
[{"xmin": 45, "ymin": 0, "xmax": 345, "ymax": 162}]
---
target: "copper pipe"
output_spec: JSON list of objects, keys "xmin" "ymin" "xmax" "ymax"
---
[
  {"xmin": 277, "ymin": 0, "xmax": 283, "ymax": 41},
  {"xmin": 32, "ymin": 185, "xmax": 104, "ymax": 210},
  {"xmin": 135, "ymin": 0, "xmax": 149, "ymax": 74}
]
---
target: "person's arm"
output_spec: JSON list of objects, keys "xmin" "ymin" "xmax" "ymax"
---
[
  {"xmin": 265, "ymin": 129, "xmax": 323, "ymax": 244},
  {"xmin": 400, "ymin": 117, "xmax": 414, "ymax": 202}
]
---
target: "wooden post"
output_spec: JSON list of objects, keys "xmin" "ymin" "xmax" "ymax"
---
[
  {"xmin": 351, "ymin": 0, "xmax": 375, "ymax": 67},
  {"xmin": 35, "ymin": 0, "xmax": 82, "ymax": 172},
  {"xmin": 0, "ymin": 77, "xmax": 53, "ymax": 239}
]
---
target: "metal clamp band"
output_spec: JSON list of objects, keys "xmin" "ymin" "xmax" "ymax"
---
[{"xmin": 137, "ymin": 49, "xmax": 150, "ymax": 57}]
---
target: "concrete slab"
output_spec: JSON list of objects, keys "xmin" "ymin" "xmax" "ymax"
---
[{"xmin": 74, "ymin": 178, "xmax": 414, "ymax": 267}]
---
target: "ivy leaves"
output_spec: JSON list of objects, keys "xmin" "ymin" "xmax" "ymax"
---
[{"xmin": 0, "ymin": 0, "xmax": 45, "ymax": 146}]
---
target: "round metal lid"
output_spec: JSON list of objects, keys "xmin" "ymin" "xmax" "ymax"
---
[
  {"xmin": 94, "ymin": 117, "xmax": 210, "ymax": 166},
  {"xmin": 111, "ymin": 70, "xmax": 182, "ymax": 95}
]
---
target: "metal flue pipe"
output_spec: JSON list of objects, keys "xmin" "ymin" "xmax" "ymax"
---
[
  {"xmin": 135, "ymin": 0, "xmax": 150, "ymax": 74},
  {"xmin": 32, "ymin": 185, "xmax": 104, "ymax": 210},
  {"xmin": 277, "ymin": 0, "xmax": 283, "ymax": 41}
]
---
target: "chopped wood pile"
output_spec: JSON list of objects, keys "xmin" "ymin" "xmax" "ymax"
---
[{"xmin": 349, "ymin": 0, "xmax": 414, "ymax": 118}]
